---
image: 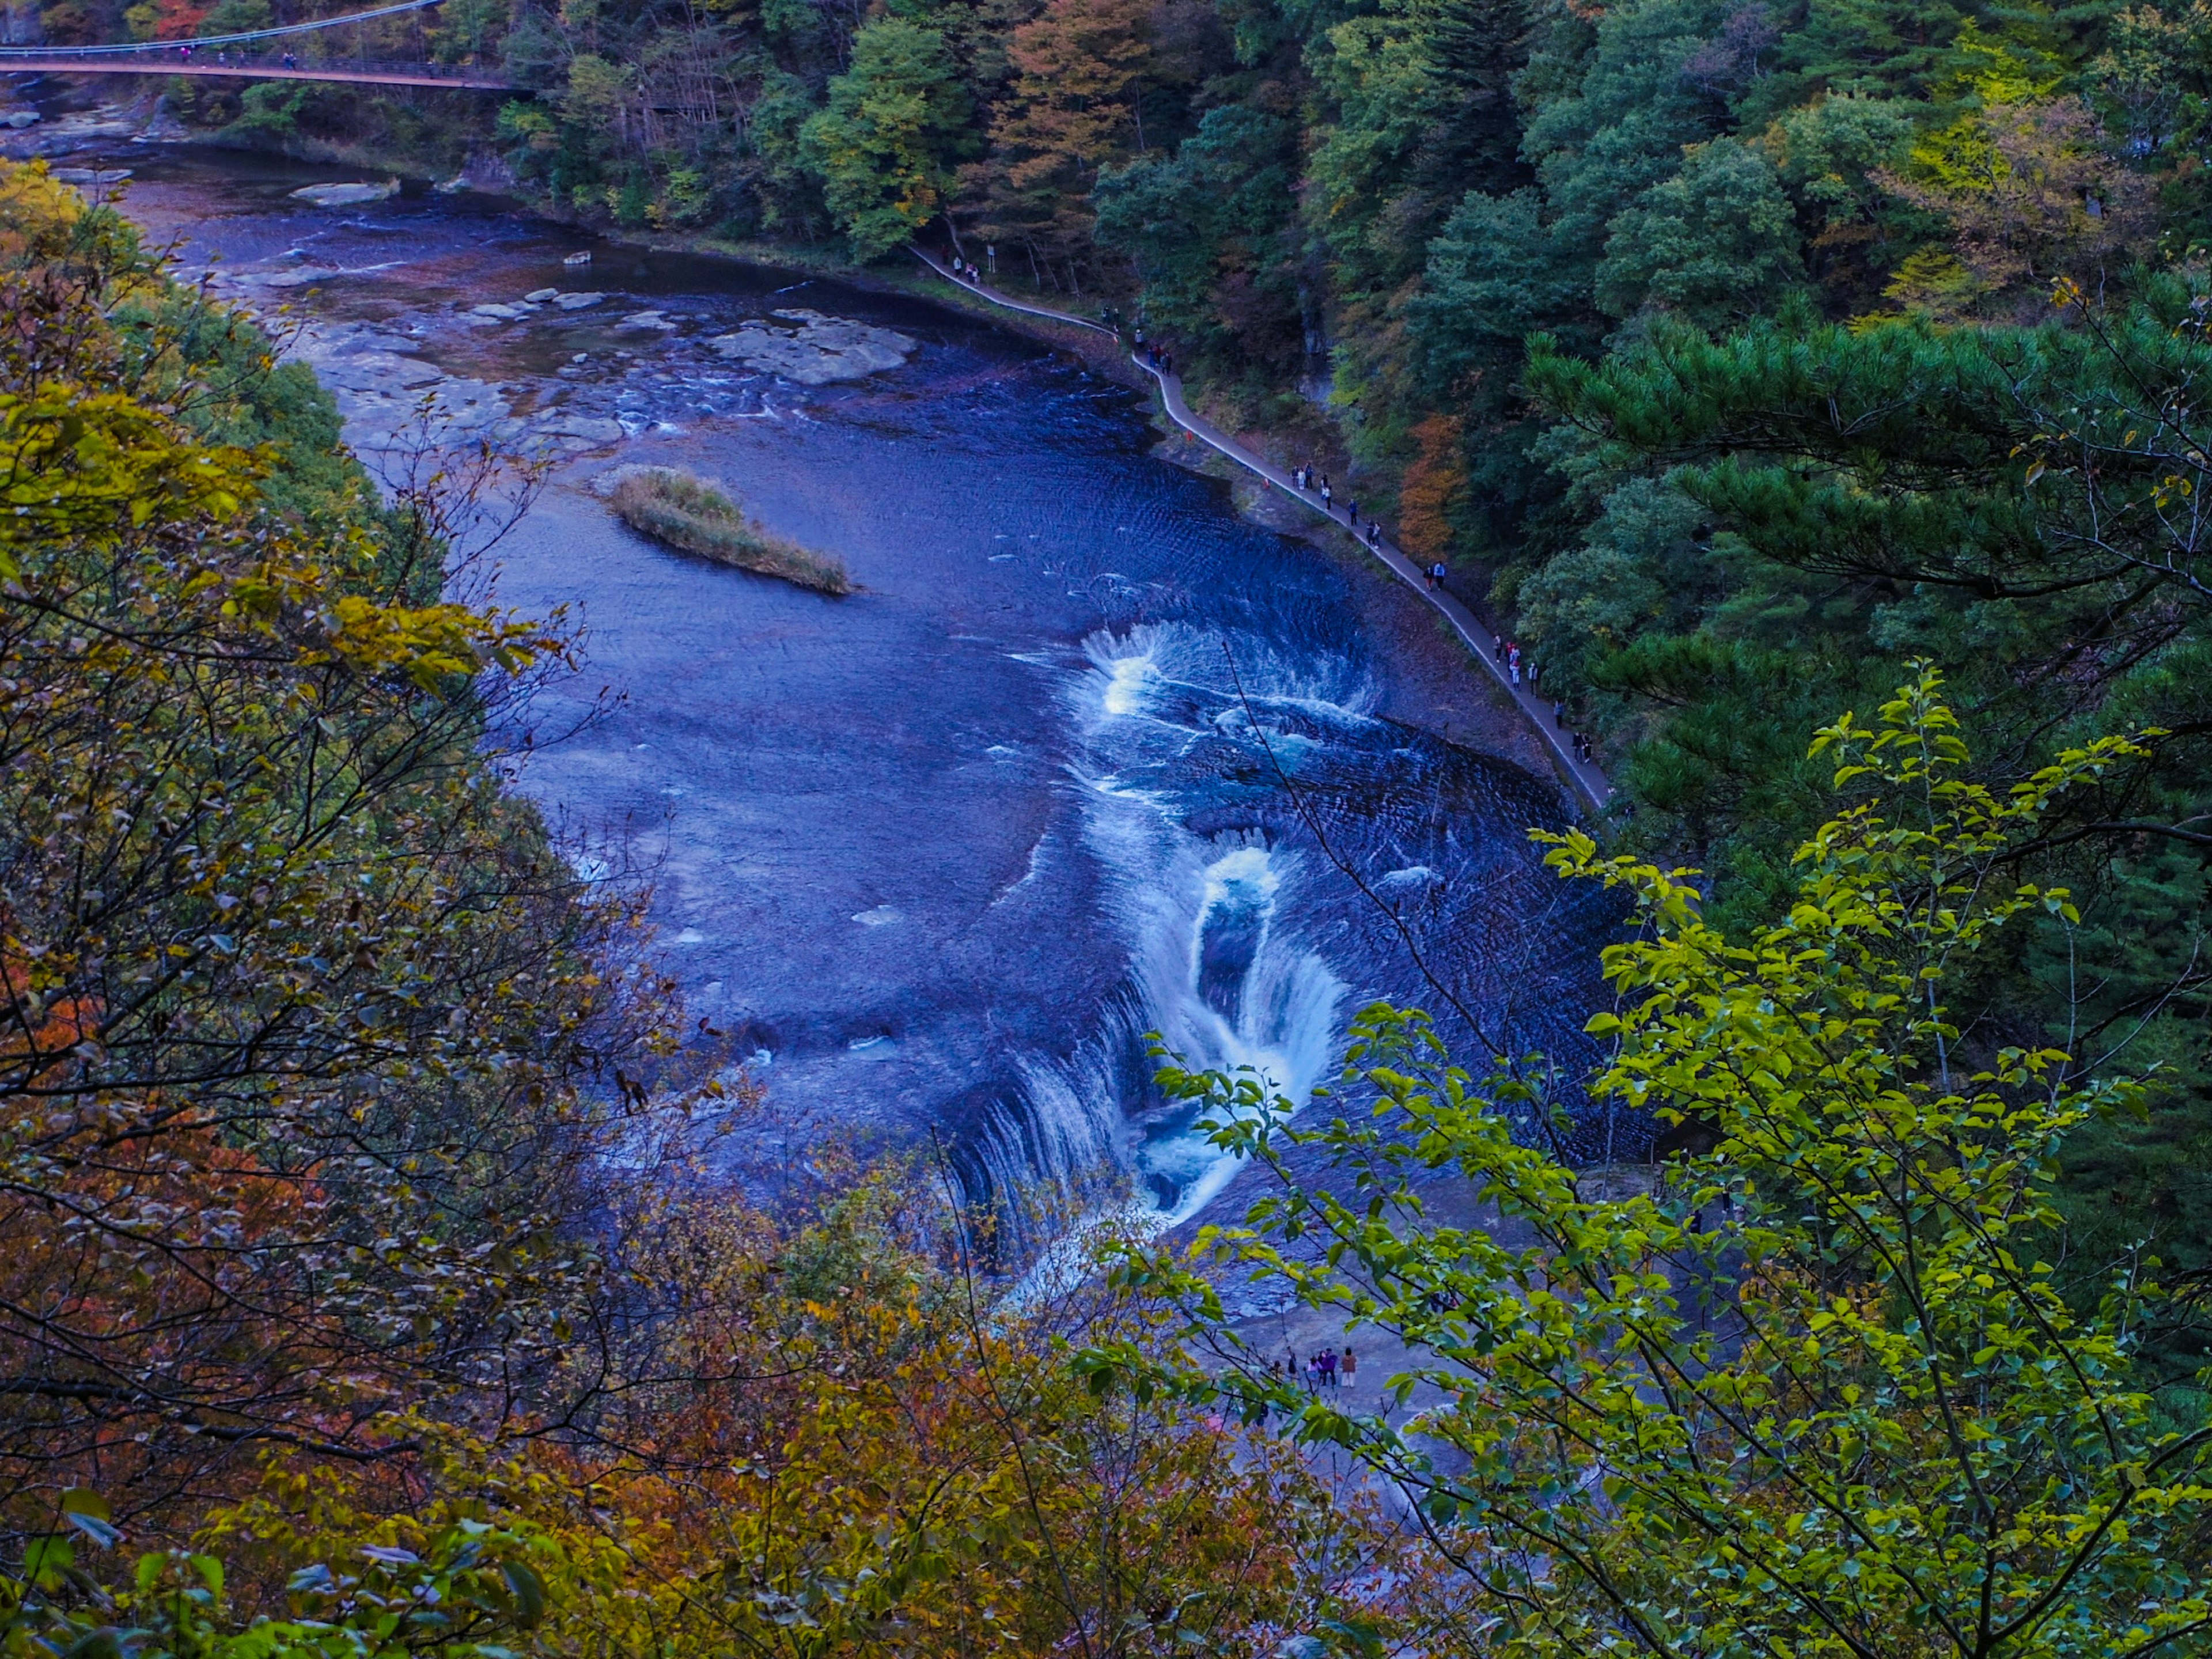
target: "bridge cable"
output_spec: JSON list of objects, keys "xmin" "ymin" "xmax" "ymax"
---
[{"xmin": 0, "ymin": 0, "xmax": 445, "ymax": 58}]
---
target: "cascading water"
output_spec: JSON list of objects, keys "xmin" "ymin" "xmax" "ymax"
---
[{"xmin": 973, "ymin": 620, "xmax": 1434, "ymax": 1249}]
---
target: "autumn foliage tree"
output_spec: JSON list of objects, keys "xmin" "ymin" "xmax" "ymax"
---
[
  {"xmin": 193, "ymin": 1177, "xmax": 1434, "ymax": 1658},
  {"xmin": 0, "ymin": 162, "xmax": 694, "ymax": 1540},
  {"xmin": 980, "ymin": 0, "xmax": 1156, "ymax": 293},
  {"xmin": 1878, "ymin": 96, "xmax": 2157, "ymax": 308}
]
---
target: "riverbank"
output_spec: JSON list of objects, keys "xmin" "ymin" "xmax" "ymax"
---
[{"xmin": 907, "ymin": 249, "xmax": 1608, "ymax": 810}]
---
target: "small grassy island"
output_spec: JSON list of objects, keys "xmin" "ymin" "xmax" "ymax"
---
[{"xmin": 610, "ymin": 465, "xmax": 851, "ymax": 596}]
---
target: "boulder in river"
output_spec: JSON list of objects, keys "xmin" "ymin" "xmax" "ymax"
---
[
  {"xmin": 525, "ymin": 287, "xmax": 559, "ymax": 302},
  {"xmin": 468, "ymin": 302, "xmax": 528, "ymax": 321},
  {"xmin": 618, "ymin": 309, "xmax": 677, "ymax": 331},
  {"xmin": 563, "ymin": 250, "xmax": 592, "ymax": 266},
  {"xmin": 1, "ymin": 111, "xmax": 40, "ymax": 130},
  {"xmin": 552, "ymin": 291, "xmax": 605, "ymax": 310},
  {"xmin": 706, "ymin": 309, "xmax": 916, "ymax": 385},
  {"xmin": 290, "ymin": 180, "xmax": 399, "ymax": 207}
]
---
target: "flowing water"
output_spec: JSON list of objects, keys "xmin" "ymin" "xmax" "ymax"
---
[{"xmin": 72, "ymin": 138, "xmax": 1639, "ymax": 1247}]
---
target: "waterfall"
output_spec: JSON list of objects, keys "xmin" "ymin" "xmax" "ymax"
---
[{"xmin": 960, "ymin": 621, "xmax": 1361, "ymax": 1256}]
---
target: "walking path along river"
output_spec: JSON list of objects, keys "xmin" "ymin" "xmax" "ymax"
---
[{"xmin": 910, "ymin": 247, "xmax": 1613, "ymax": 813}]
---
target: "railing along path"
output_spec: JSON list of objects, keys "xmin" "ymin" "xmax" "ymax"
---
[{"xmin": 910, "ymin": 247, "xmax": 1612, "ymax": 813}]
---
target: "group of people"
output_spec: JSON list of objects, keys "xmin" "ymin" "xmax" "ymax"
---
[
  {"xmin": 1292, "ymin": 463, "xmax": 1396, "ymax": 552},
  {"xmin": 1277, "ymin": 1345, "xmax": 1357, "ymax": 1392},
  {"xmin": 1548, "ymin": 699, "xmax": 1599, "ymax": 764},
  {"xmin": 172, "ymin": 41, "xmax": 297, "ymax": 67},
  {"xmin": 1295, "ymin": 465, "xmax": 1358, "ymax": 525},
  {"xmin": 1494, "ymin": 636, "xmax": 1540, "ymax": 689},
  {"xmin": 948, "ymin": 253, "xmax": 986, "ymax": 285},
  {"xmin": 1141, "ymin": 340, "xmax": 1176, "ymax": 378}
]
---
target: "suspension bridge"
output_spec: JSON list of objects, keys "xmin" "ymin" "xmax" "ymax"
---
[{"xmin": 0, "ymin": 0, "xmax": 518, "ymax": 90}]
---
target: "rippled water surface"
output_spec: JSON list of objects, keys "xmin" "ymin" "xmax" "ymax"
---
[{"xmin": 102, "ymin": 147, "xmax": 1635, "ymax": 1234}]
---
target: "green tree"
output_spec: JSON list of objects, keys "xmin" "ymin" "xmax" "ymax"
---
[
  {"xmin": 1596, "ymin": 135, "xmax": 1806, "ymax": 324},
  {"xmin": 800, "ymin": 17, "xmax": 974, "ymax": 260},
  {"xmin": 1097, "ymin": 670, "xmax": 2212, "ymax": 1656},
  {"xmin": 1095, "ymin": 104, "xmax": 1303, "ymax": 366}
]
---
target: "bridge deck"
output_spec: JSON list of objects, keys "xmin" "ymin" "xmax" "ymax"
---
[{"xmin": 0, "ymin": 57, "xmax": 512, "ymax": 88}]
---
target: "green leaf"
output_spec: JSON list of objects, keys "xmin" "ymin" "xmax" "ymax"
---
[
  {"xmin": 24, "ymin": 1535, "xmax": 74, "ymax": 1590},
  {"xmin": 499, "ymin": 1562, "xmax": 545, "ymax": 1627}
]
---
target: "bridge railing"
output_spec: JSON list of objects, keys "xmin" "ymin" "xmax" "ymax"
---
[
  {"xmin": 4, "ymin": 47, "xmax": 486, "ymax": 70},
  {"xmin": 0, "ymin": 0, "xmax": 446, "ymax": 55},
  {"xmin": 0, "ymin": 0, "xmax": 514, "ymax": 80}
]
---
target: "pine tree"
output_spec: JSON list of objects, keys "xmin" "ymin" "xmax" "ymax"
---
[{"xmin": 1424, "ymin": 0, "xmax": 1535, "ymax": 193}]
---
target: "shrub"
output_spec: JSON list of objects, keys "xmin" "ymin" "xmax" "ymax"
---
[{"xmin": 609, "ymin": 466, "xmax": 851, "ymax": 595}]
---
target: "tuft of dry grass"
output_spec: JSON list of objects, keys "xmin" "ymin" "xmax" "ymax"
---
[{"xmin": 610, "ymin": 467, "xmax": 851, "ymax": 596}]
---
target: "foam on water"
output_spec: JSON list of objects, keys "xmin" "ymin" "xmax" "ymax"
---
[{"xmin": 969, "ymin": 622, "xmax": 1382, "ymax": 1255}]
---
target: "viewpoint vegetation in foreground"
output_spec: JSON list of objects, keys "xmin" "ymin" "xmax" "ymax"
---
[{"xmin": 609, "ymin": 465, "xmax": 851, "ymax": 596}]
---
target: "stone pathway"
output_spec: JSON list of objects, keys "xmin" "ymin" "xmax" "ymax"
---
[{"xmin": 911, "ymin": 247, "xmax": 1611, "ymax": 812}]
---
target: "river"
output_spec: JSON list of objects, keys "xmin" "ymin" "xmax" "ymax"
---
[{"xmin": 41, "ymin": 130, "xmax": 1637, "ymax": 1250}]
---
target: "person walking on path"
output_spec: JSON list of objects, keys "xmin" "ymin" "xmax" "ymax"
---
[
  {"xmin": 1320, "ymin": 480, "xmax": 1333, "ymax": 512},
  {"xmin": 1346, "ymin": 498, "xmax": 1358, "ymax": 526},
  {"xmin": 1368, "ymin": 521, "xmax": 1381, "ymax": 548},
  {"xmin": 1342, "ymin": 1346, "xmax": 1358, "ymax": 1388}
]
